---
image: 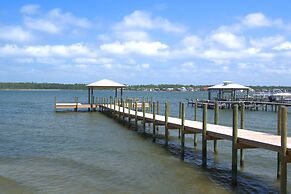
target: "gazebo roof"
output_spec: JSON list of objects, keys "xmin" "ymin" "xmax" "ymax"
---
[
  {"xmin": 208, "ymin": 81, "xmax": 251, "ymax": 90},
  {"xmin": 86, "ymin": 79, "xmax": 126, "ymax": 88}
]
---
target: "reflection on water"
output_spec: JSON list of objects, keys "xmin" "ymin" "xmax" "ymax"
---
[{"xmin": 0, "ymin": 90, "xmax": 289, "ymax": 193}]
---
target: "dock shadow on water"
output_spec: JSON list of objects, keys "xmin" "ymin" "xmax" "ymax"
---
[{"xmin": 120, "ymin": 118, "xmax": 279, "ymax": 194}]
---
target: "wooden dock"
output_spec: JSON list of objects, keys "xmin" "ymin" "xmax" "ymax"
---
[{"xmin": 55, "ymin": 97, "xmax": 290, "ymax": 193}]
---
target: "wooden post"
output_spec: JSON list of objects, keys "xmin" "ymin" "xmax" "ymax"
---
[
  {"xmin": 178, "ymin": 102, "xmax": 181, "ymax": 139},
  {"xmin": 277, "ymin": 106, "xmax": 282, "ymax": 178},
  {"xmin": 156, "ymin": 101, "xmax": 160, "ymax": 133},
  {"xmin": 118, "ymin": 99, "xmax": 121, "ymax": 120},
  {"xmin": 122, "ymin": 99, "xmax": 125, "ymax": 122},
  {"xmin": 142, "ymin": 101, "xmax": 146, "ymax": 133},
  {"xmin": 88, "ymin": 88, "xmax": 90, "ymax": 111},
  {"xmin": 128, "ymin": 99, "xmax": 131, "ymax": 123},
  {"xmin": 74, "ymin": 96, "xmax": 78, "ymax": 112},
  {"xmin": 181, "ymin": 102, "xmax": 185, "ymax": 159},
  {"xmin": 113, "ymin": 98, "xmax": 116, "ymax": 118},
  {"xmin": 54, "ymin": 96, "xmax": 57, "ymax": 111},
  {"xmin": 135, "ymin": 101, "xmax": 138, "ymax": 128},
  {"xmin": 165, "ymin": 102, "xmax": 169, "ymax": 146},
  {"xmin": 232, "ymin": 104, "xmax": 238, "ymax": 186},
  {"xmin": 194, "ymin": 100, "xmax": 198, "ymax": 147},
  {"xmin": 214, "ymin": 101, "xmax": 219, "ymax": 154},
  {"xmin": 240, "ymin": 103, "xmax": 245, "ymax": 167},
  {"xmin": 153, "ymin": 102, "xmax": 156, "ymax": 142},
  {"xmin": 280, "ymin": 106, "xmax": 288, "ymax": 194},
  {"xmin": 202, "ymin": 103, "xmax": 208, "ymax": 168}
]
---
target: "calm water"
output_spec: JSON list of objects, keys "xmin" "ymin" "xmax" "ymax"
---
[{"xmin": 0, "ymin": 90, "xmax": 290, "ymax": 193}]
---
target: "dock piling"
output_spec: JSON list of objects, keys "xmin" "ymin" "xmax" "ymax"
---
[
  {"xmin": 181, "ymin": 102, "xmax": 185, "ymax": 159},
  {"xmin": 232, "ymin": 104, "xmax": 238, "ymax": 186},
  {"xmin": 214, "ymin": 101, "xmax": 219, "ymax": 154},
  {"xmin": 194, "ymin": 100, "xmax": 198, "ymax": 147},
  {"xmin": 240, "ymin": 103, "xmax": 245, "ymax": 167},
  {"xmin": 153, "ymin": 102, "xmax": 156, "ymax": 142},
  {"xmin": 202, "ymin": 103, "xmax": 208, "ymax": 168},
  {"xmin": 280, "ymin": 106, "xmax": 288, "ymax": 194},
  {"xmin": 165, "ymin": 102, "xmax": 169, "ymax": 146},
  {"xmin": 142, "ymin": 101, "xmax": 146, "ymax": 133}
]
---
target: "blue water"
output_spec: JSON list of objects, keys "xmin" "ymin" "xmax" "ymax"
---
[{"xmin": 0, "ymin": 90, "xmax": 290, "ymax": 193}]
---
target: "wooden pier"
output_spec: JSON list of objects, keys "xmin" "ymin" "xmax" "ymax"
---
[
  {"xmin": 55, "ymin": 97, "xmax": 290, "ymax": 193},
  {"xmin": 187, "ymin": 99, "xmax": 291, "ymax": 112}
]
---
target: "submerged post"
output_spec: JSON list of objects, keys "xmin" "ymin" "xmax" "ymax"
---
[
  {"xmin": 165, "ymin": 102, "xmax": 169, "ymax": 146},
  {"xmin": 202, "ymin": 103, "xmax": 208, "ymax": 168},
  {"xmin": 280, "ymin": 106, "xmax": 288, "ymax": 194},
  {"xmin": 214, "ymin": 101, "xmax": 219, "ymax": 153},
  {"xmin": 181, "ymin": 102, "xmax": 185, "ymax": 159},
  {"xmin": 232, "ymin": 104, "xmax": 238, "ymax": 186},
  {"xmin": 240, "ymin": 103, "xmax": 245, "ymax": 167},
  {"xmin": 54, "ymin": 96, "xmax": 57, "ymax": 111},
  {"xmin": 153, "ymin": 102, "xmax": 156, "ymax": 142}
]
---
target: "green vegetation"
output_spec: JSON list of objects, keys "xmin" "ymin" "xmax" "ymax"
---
[{"xmin": 0, "ymin": 82, "xmax": 290, "ymax": 91}]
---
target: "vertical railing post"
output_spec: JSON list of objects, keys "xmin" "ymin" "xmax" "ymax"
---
[
  {"xmin": 156, "ymin": 101, "xmax": 160, "ymax": 134},
  {"xmin": 232, "ymin": 104, "xmax": 238, "ymax": 186},
  {"xmin": 178, "ymin": 102, "xmax": 182, "ymax": 139},
  {"xmin": 128, "ymin": 99, "xmax": 131, "ymax": 123},
  {"xmin": 202, "ymin": 103, "xmax": 208, "ymax": 168},
  {"xmin": 280, "ymin": 106, "xmax": 288, "ymax": 194}
]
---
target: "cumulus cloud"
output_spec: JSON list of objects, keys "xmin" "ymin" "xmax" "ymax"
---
[
  {"xmin": 23, "ymin": 8, "xmax": 91, "ymax": 34},
  {"xmin": 20, "ymin": 4, "xmax": 40, "ymax": 15},
  {"xmin": 210, "ymin": 31, "xmax": 245, "ymax": 49},
  {"xmin": 114, "ymin": 10, "xmax": 186, "ymax": 33},
  {"xmin": 100, "ymin": 41, "xmax": 169, "ymax": 56},
  {"xmin": 0, "ymin": 26, "xmax": 33, "ymax": 42},
  {"xmin": 0, "ymin": 43, "xmax": 96, "ymax": 58},
  {"xmin": 273, "ymin": 41, "xmax": 291, "ymax": 50},
  {"xmin": 241, "ymin": 12, "xmax": 272, "ymax": 28}
]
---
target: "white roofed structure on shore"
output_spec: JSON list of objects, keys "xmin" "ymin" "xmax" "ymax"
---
[{"xmin": 207, "ymin": 81, "xmax": 252, "ymax": 101}]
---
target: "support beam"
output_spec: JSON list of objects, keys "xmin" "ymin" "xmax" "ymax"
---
[
  {"xmin": 232, "ymin": 104, "xmax": 238, "ymax": 186},
  {"xmin": 135, "ymin": 101, "xmax": 138, "ymax": 128},
  {"xmin": 202, "ymin": 103, "xmax": 208, "ymax": 168}
]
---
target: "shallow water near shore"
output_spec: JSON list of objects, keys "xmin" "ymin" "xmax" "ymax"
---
[{"xmin": 0, "ymin": 90, "xmax": 290, "ymax": 193}]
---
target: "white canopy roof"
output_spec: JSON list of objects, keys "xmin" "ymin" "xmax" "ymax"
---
[
  {"xmin": 208, "ymin": 81, "xmax": 251, "ymax": 91},
  {"xmin": 86, "ymin": 79, "xmax": 126, "ymax": 88}
]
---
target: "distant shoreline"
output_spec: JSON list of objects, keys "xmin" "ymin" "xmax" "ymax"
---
[{"xmin": 0, "ymin": 82, "xmax": 291, "ymax": 91}]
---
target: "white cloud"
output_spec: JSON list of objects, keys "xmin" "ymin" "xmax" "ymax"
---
[
  {"xmin": 210, "ymin": 31, "xmax": 245, "ymax": 49},
  {"xmin": 118, "ymin": 30, "xmax": 150, "ymax": 41},
  {"xmin": 250, "ymin": 35, "xmax": 285, "ymax": 48},
  {"xmin": 23, "ymin": 8, "xmax": 91, "ymax": 34},
  {"xmin": 181, "ymin": 35, "xmax": 202, "ymax": 47},
  {"xmin": 241, "ymin": 12, "xmax": 272, "ymax": 28},
  {"xmin": 0, "ymin": 26, "xmax": 33, "ymax": 42},
  {"xmin": 273, "ymin": 41, "xmax": 291, "ymax": 50},
  {"xmin": 0, "ymin": 43, "xmax": 96, "ymax": 58},
  {"xmin": 141, "ymin": 63, "xmax": 150, "ymax": 68},
  {"xmin": 20, "ymin": 4, "xmax": 40, "ymax": 15},
  {"xmin": 100, "ymin": 41, "xmax": 169, "ymax": 56},
  {"xmin": 114, "ymin": 10, "xmax": 186, "ymax": 33}
]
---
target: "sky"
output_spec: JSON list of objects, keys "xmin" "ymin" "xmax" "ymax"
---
[{"xmin": 0, "ymin": 0, "xmax": 291, "ymax": 85}]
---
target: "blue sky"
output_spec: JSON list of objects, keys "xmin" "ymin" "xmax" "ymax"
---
[{"xmin": 0, "ymin": 0, "xmax": 291, "ymax": 85}]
